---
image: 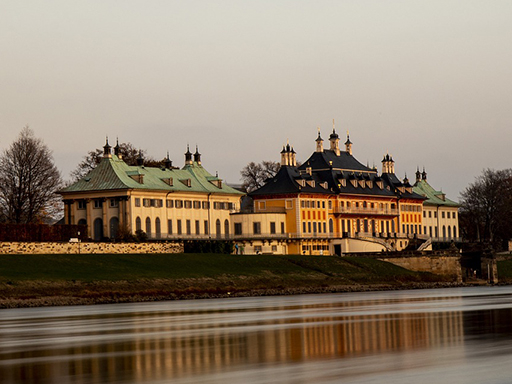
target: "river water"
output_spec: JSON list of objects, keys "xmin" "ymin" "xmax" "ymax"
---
[{"xmin": 2, "ymin": 286, "xmax": 512, "ymax": 383}]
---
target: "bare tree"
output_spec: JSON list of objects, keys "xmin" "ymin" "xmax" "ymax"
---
[
  {"xmin": 0, "ymin": 127, "xmax": 62, "ymax": 224},
  {"xmin": 240, "ymin": 160, "xmax": 280, "ymax": 192},
  {"xmin": 70, "ymin": 142, "xmax": 161, "ymax": 181},
  {"xmin": 460, "ymin": 168, "xmax": 512, "ymax": 249}
]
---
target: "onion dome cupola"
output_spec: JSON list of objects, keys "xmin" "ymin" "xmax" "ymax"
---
[
  {"xmin": 184, "ymin": 144, "xmax": 193, "ymax": 165},
  {"xmin": 164, "ymin": 152, "xmax": 173, "ymax": 169},
  {"xmin": 103, "ymin": 136, "xmax": 112, "ymax": 158},
  {"xmin": 113, "ymin": 138, "xmax": 122, "ymax": 159},
  {"xmin": 193, "ymin": 145, "xmax": 202, "ymax": 165},
  {"xmin": 329, "ymin": 119, "xmax": 341, "ymax": 156},
  {"xmin": 344, "ymin": 131, "xmax": 352, "ymax": 155},
  {"xmin": 415, "ymin": 167, "xmax": 421, "ymax": 182},
  {"xmin": 136, "ymin": 150, "xmax": 144, "ymax": 166},
  {"xmin": 315, "ymin": 128, "xmax": 324, "ymax": 153}
]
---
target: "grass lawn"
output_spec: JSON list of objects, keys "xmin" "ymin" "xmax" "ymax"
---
[{"xmin": 0, "ymin": 253, "xmax": 440, "ymax": 284}]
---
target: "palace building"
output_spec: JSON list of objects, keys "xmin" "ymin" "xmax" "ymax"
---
[
  {"xmin": 60, "ymin": 139, "xmax": 244, "ymax": 240},
  {"xmin": 413, "ymin": 168, "xmax": 460, "ymax": 242},
  {"xmin": 231, "ymin": 127, "xmax": 430, "ymax": 255}
]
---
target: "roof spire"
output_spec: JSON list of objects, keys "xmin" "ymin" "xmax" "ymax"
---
[
  {"xmin": 185, "ymin": 144, "xmax": 193, "ymax": 165},
  {"xmin": 193, "ymin": 145, "xmax": 202, "ymax": 164},
  {"xmin": 315, "ymin": 127, "xmax": 324, "ymax": 152},
  {"xmin": 344, "ymin": 131, "xmax": 352, "ymax": 155},
  {"xmin": 103, "ymin": 136, "xmax": 112, "ymax": 158}
]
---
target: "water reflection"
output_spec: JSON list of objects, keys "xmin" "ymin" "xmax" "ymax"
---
[{"xmin": 1, "ymin": 287, "xmax": 512, "ymax": 383}]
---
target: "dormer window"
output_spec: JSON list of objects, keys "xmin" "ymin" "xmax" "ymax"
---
[
  {"xmin": 297, "ymin": 179, "xmax": 306, "ymax": 187},
  {"xmin": 377, "ymin": 181, "xmax": 384, "ymax": 189},
  {"xmin": 306, "ymin": 180, "xmax": 315, "ymax": 188},
  {"xmin": 350, "ymin": 180, "xmax": 357, "ymax": 187},
  {"xmin": 180, "ymin": 179, "xmax": 192, "ymax": 187},
  {"xmin": 129, "ymin": 174, "xmax": 144, "ymax": 184},
  {"xmin": 209, "ymin": 179, "xmax": 222, "ymax": 188},
  {"xmin": 161, "ymin": 178, "xmax": 173, "ymax": 186}
]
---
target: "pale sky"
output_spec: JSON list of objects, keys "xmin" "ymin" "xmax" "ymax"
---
[{"xmin": 2, "ymin": 1, "xmax": 512, "ymax": 201}]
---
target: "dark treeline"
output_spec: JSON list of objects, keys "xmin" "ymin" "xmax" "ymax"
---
[{"xmin": 0, "ymin": 224, "xmax": 87, "ymax": 242}]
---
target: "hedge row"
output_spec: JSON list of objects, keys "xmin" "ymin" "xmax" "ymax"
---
[{"xmin": 0, "ymin": 224, "xmax": 87, "ymax": 242}]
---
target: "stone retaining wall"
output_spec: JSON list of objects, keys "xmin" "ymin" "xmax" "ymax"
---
[
  {"xmin": 0, "ymin": 241, "xmax": 183, "ymax": 254},
  {"xmin": 378, "ymin": 255, "xmax": 462, "ymax": 282},
  {"xmin": 344, "ymin": 250, "xmax": 463, "ymax": 283}
]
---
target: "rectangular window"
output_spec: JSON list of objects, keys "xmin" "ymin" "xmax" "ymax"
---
[
  {"xmin": 302, "ymin": 222, "xmax": 306, "ymax": 233},
  {"xmin": 204, "ymin": 220, "xmax": 209, "ymax": 235},
  {"xmin": 184, "ymin": 200, "xmax": 192, "ymax": 209},
  {"xmin": 423, "ymin": 211, "xmax": 426, "ymax": 218},
  {"xmin": 301, "ymin": 200, "xmax": 305, "ymax": 208},
  {"xmin": 175, "ymin": 200, "xmax": 183, "ymax": 208},
  {"xmin": 195, "ymin": 220, "xmax": 200, "ymax": 234},
  {"xmin": 328, "ymin": 201, "xmax": 332, "ymax": 210},
  {"xmin": 286, "ymin": 200, "xmax": 293, "ymax": 209},
  {"xmin": 442, "ymin": 211, "xmax": 445, "ymax": 219},
  {"xmin": 270, "ymin": 222, "xmax": 276, "ymax": 234},
  {"xmin": 308, "ymin": 222, "xmax": 312, "ymax": 233},
  {"xmin": 322, "ymin": 201, "xmax": 325, "ymax": 208},
  {"xmin": 135, "ymin": 198, "xmax": 141, "ymax": 207},
  {"xmin": 177, "ymin": 220, "xmax": 182, "ymax": 235},
  {"xmin": 281, "ymin": 222, "xmax": 285, "ymax": 234},
  {"xmin": 94, "ymin": 199, "xmax": 102, "ymax": 209},
  {"xmin": 202, "ymin": 201, "xmax": 209, "ymax": 209},
  {"xmin": 78, "ymin": 200, "xmax": 86, "ymax": 210},
  {"xmin": 143, "ymin": 199, "xmax": 151, "ymax": 207},
  {"xmin": 193, "ymin": 201, "xmax": 201, "ymax": 209},
  {"xmin": 186, "ymin": 220, "xmax": 191, "ymax": 235},
  {"xmin": 253, "ymin": 222, "xmax": 261, "ymax": 235},
  {"xmin": 234, "ymin": 223, "xmax": 242, "ymax": 235},
  {"xmin": 168, "ymin": 220, "xmax": 173, "ymax": 234},
  {"xmin": 254, "ymin": 245, "xmax": 262, "ymax": 253},
  {"xmin": 166, "ymin": 199, "xmax": 174, "ymax": 208},
  {"xmin": 323, "ymin": 223, "xmax": 326, "ymax": 233},
  {"xmin": 109, "ymin": 199, "xmax": 118, "ymax": 208},
  {"xmin": 434, "ymin": 211, "xmax": 437, "ymax": 218},
  {"xmin": 271, "ymin": 245, "xmax": 277, "ymax": 252}
]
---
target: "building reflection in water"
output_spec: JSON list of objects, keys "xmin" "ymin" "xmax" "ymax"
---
[{"xmin": 2, "ymin": 294, "xmax": 510, "ymax": 383}]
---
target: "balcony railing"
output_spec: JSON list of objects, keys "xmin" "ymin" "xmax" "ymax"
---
[
  {"xmin": 144, "ymin": 232, "xmax": 460, "ymax": 242},
  {"xmin": 331, "ymin": 207, "xmax": 399, "ymax": 216}
]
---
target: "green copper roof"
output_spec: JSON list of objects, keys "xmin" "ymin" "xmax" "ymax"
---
[
  {"xmin": 61, "ymin": 155, "xmax": 244, "ymax": 195},
  {"xmin": 413, "ymin": 179, "xmax": 459, "ymax": 207}
]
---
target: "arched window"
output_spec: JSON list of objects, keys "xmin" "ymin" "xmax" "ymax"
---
[
  {"xmin": 329, "ymin": 219, "xmax": 333, "ymax": 234},
  {"xmin": 93, "ymin": 218, "xmax": 103, "ymax": 241},
  {"xmin": 448, "ymin": 226, "xmax": 451, "ymax": 238},
  {"xmin": 136, "ymin": 217, "xmax": 141, "ymax": 231},
  {"xmin": 453, "ymin": 226, "xmax": 457, "ymax": 239},
  {"xmin": 155, "ymin": 217, "xmax": 161, "ymax": 238},
  {"xmin": 78, "ymin": 218, "xmax": 87, "ymax": 226},
  {"xmin": 442, "ymin": 225, "xmax": 446, "ymax": 239},
  {"xmin": 224, "ymin": 219, "xmax": 229, "ymax": 237},
  {"xmin": 109, "ymin": 217, "xmax": 119, "ymax": 239},
  {"xmin": 216, "ymin": 219, "xmax": 221, "ymax": 238},
  {"xmin": 146, "ymin": 217, "xmax": 151, "ymax": 236},
  {"xmin": 391, "ymin": 221, "xmax": 395, "ymax": 233}
]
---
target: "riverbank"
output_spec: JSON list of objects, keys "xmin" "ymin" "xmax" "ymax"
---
[{"xmin": 0, "ymin": 253, "xmax": 465, "ymax": 308}]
